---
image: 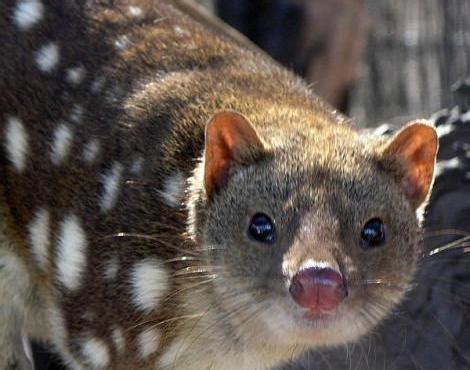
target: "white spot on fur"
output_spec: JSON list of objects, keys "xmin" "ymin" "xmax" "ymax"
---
[
  {"xmin": 128, "ymin": 6, "xmax": 143, "ymax": 17},
  {"xmin": 130, "ymin": 156, "xmax": 144, "ymax": 175},
  {"xmin": 50, "ymin": 123, "xmax": 73, "ymax": 165},
  {"xmin": 159, "ymin": 171, "xmax": 185, "ymax": 207},
  {"xmin": 66, "ymin": 66, "xmax": 86, "ymax": 85},
  {"xmin": 435, "ymin": 157, "xmax": 460, "ymax": 177},
  {"xmin": 27, "ymin": 208, "xmax": 50, "ymax": 271},
  {"xmin": 111, "ymin": 326, "xmax": 125, "ymax": 353},
  {"xmin": 47, "ymin": 307, "xmax": 83, "ymax": 370},
  {"xmin": 104, "ymin": 257, "xmax": 119, "ymax": 280},
  {"xmin": 56, "ymin": 214, "xmax": 87, "ymax": 291},
  {"xmin": 130, "ymin": 258, "xmax": 169, "ymax": 312},
  {"xmin": 99, "ymin": 162, "xmax": 123, "ymax": 211},
  {"xmin": 115, "ymin": 35, "xmax": 130, "ymax": 50},
  {"xmin": 14, "ymin": 0, "xmax": 44, "ymax": 30},
  {"xmin": 91, "ymin": 76, "xmax": 106, "ymax": 93},
  {"xmin": 80, "ymin": 337, "xmax": 110, "ymax": 369},
  {"xmin": 82, "ymin": 139, "xmax": 100, "ymax": 163},
  {"xmin": 35, "ymin": 42, "xmax": 60, "ymax": 72},
  {"xmin": 137, "ymin": 327, "xmax": 160, "ymax": 359},
  {"xmin": 105, "ymin": 85, "xmax": 124, "ymax": 103},
  {"xmin": 69, "ymin": 104, "xmax": 84, "ymax": 123},
  {"xmin": 4, "ymin": 116, "xmax": 28, "ymax": 172}
]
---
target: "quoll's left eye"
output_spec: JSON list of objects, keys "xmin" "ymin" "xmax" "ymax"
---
[
  {"xmin": 248, "ymin": 213, "xmax": 276, "ymax": 244},
  {"xmin": 361, "ymin": 218, "xmax": 386, "ymax": 248}
]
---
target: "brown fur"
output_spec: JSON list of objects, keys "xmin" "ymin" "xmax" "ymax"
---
[{"xmin": 0, "ymin": 1, "xmax": 437, "ymax": 369}]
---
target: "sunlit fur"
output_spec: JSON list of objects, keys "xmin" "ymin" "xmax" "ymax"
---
[
  {"xmin": 0, "ymin": 1, "xmax": 435, "ymax": 369},
  {"xmin": 183, "ymin": 120, "xmax": 426, "ymax": 368}
]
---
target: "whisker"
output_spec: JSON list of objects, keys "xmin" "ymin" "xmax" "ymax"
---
[
  {"xmin": 424, "ymin": 229, "xmax": 470, "ymax": 238},
  {"xmin": 172, "ymin": 266, "xmax": 223, "ymax": 277},
  {"xmin": 163, "ymin": 277, "xmax": 217, "ymax": 303},
  {"xmin": 427, "ymin": 236, "xmax": 470, "ymax": 256},
  {"xmin": 124, "ymin": 313, "xmax": 204, "ymax": 333},
  {"xmin": 148, "ymin": 313, "xmax": 205, "ymax": 329},
  {"xmin": 354, "ymin": 279, "xmax": 404, "ymax": 290},
  {"xmin": 165, "ymin": 256, "xmax": 202, "ymax": 263}
]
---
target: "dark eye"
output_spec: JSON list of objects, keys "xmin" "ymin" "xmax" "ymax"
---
[
  {"xmin": 248, "ymin": 213, "xmax": 276, "ymax": 244},
  {"xmin": 361, "ymin": 218, "xmax": 385, "ymax": 248}
]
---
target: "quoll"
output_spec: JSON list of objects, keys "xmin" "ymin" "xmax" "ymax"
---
[{"xmin": 0, "ymin": 1, "xmax": 438, "ymax": 369}]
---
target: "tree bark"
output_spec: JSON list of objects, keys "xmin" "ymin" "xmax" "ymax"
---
[{"xmin": 350, "ymin": 0, "xmax": 470, "ymax": 126}]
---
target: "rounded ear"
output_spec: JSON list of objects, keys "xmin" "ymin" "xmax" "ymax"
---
[
  {"xmin": 381, "ymin": 120, "xmax": 438, "ymax": 209},
  {"xmin": 204, "ymin": 110, "xmax": 266, "ymax": 198}
]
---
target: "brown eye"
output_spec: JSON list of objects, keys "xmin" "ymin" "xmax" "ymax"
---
[
  {"xmin": 361, "ymin": 218, "xmax": 386, "ymax": 249},
  {"xmin": 248, "ymin": 213, "xmax": 276, "ymax": 244}
]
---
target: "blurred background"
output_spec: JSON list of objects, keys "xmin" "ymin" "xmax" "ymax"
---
[{"xmin": 34, "ymin": 1, "xmax": 470, "ymax": 369}]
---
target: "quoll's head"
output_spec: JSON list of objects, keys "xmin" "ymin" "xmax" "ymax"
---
[{"xmin": 190, "ymin": 110, "xmax": 438, "ymax": 347}]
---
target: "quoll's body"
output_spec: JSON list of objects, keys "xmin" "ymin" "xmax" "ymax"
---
[{"xmin": 0, "ymin": 1, "xmax": 438, "ymax": 369}]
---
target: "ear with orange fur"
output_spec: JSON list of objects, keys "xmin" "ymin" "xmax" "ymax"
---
[
  {"xmin": 204, "ymin": 110, "xmax": 266, "ymax": 198},
  {"xmin": 382, "ymin": 120, "xmax": 438, "ymax": 209}
]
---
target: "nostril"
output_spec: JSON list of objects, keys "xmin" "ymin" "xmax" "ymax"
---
[
  {"xmin": 289, "ymin": 276, "xmax": 304, "ymax": 297},
  {"xmin": 289, "ymin": 267, "xmax": 347, "ymax": 312}
]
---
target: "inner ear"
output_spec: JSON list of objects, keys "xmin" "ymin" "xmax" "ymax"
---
[
  {"xmin": 381, "ymin": 120, "xmax": 438, "ymax": 209},
  {"xmin": 204, "ymin": 110, "xmax": 266, "ymax": 198}
]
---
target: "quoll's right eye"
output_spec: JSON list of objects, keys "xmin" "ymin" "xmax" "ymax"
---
[
  {"xmin": 248, "ymin": 213, "xmax": 276, "ymax": 244},
  {"xmin": 361, "ymin": 218, "xmax": 386, "ymax": 249}
]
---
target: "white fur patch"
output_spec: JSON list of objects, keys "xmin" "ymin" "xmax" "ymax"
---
[
  {"xmin": 50, "ymin": 123, "xmax": 73, "ymax": 165},
  {"xmin": 130, "ymin": 258, "xmax": 169, "ymax": 313},
  {"xmin": 128, "ymin": 5, "xmax": 143, "ymax": 17},
  {"xmin": 111, "ymin": 326, "xmax": 125, "ymax": 353},
  {"xmin": 69, "ymin": 104, "xmax": 84, "ymax": 123},
  {"xmin": 27, "ymin": 208, "xmax": 50, "ymax": 271},
  {"xmin": 47, "ymin": 307, "xmax": 83, "ymax": 370},
  {"xmin": 114, "ymin": 35, "xmax": 130, "ymax": 50},
  {"xmin": 66, "ymin": 66, "xmax": 86, "ymax": 85},
  {"xmin": 14, "ymin": 0, "xmax": 44, "ymax": 30},
  {"xmin": 99, "ymin": 162, "xmax": 123, "ymax": 211},
  {"xmin": 35, "ymin": 42, "xmax": 60, "ymax": 72},
  {"xmin": 56, "ymin": 214, "xmax": 88, "ymax": 291},
  {"xmin": 159, "ymin": 171, "xmax": 185, "ymax": 207},
  {"xmin": 137, "ymin": 327, "xmax": 160, "ymax": 359},
  {"xmin": 82, "ymin": 139, "xmax": 100, "ymax": 163},
  {"xmin": 91, "ymin": 76, "xmax": 106, "ymax": 93},
  {"xmin": 80, "ymin": 337, "xmax": 110, "ymax": 369},
  {"xmin": 104, "ymin": 257, "xmax": 119, "ymax": 280},
  {"xmin": 130, "ymin": 156, "xmax": 144, "ymax": 175},
  {"xmin": 4, "ymin": 116, "xmax": 29, "ymax": 172}
]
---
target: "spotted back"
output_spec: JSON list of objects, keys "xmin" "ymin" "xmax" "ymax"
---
[{"xmin": 0, "ymin": 0, "xmax": 236, "ymax": 368}]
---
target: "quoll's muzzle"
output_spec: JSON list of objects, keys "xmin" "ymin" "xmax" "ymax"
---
[{"xmin": 289, "ymin": 267, "xmax": 347, "ymax": 313}]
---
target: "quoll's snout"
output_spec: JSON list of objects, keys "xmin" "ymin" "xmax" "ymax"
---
[{"xmin": 289, "ymin": 267, "xmax": 347, "ymax": 313}]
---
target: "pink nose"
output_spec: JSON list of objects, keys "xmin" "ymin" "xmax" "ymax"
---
[{"xmin": 289, "ymin": 267, "xmax": 347, "ymax": 312}]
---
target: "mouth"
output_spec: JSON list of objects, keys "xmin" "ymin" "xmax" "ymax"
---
[{"xmin": 301, "ymin": 308, "xmax": 336, "ymax": 322}]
